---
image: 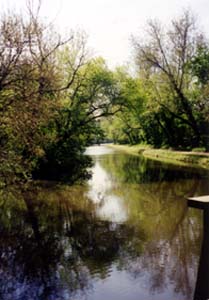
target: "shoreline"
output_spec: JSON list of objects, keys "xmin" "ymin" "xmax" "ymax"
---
[{"xmin": 107, "ymin": 144, "xmax": 209, "ymax": 170}]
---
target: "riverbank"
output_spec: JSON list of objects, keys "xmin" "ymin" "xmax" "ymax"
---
[{"xmin": 108, "ymin": 144, "xmax": 209, "ymax": 169}]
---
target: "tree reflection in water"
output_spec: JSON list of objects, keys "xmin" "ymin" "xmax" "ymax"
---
[
  {"xmin": 97, "ymin": 152, "xmax": 208, "ymax": 298},
  {"xmin": 0, "ymin": 185, "xmax": 145, "ymax": 300},
  {"xmin": 188, "ymin": 200, "xmax": 209, "ymax": 300},
  {"xmin": 0, "ymin": 147, "xmax": 209, "ymax": 300}
]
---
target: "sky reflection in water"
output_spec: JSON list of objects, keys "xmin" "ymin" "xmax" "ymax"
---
[{"xmin": 1, "ymin": 145, "xmax": 209, "ymax": 300}]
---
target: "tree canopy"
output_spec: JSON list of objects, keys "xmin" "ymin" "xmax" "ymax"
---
[
  {"xmin": 1, "ymin": 6, "xmax": 209, "ymax": 186},
  {"xmin": 103, "ymin": 10, "xmax": 209, "ymax": 151}
]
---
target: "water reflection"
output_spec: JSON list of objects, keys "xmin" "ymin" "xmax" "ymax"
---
[
  {"xmin": 188, "ymin": 200, "xmax": 209, "ymax": 300},
  {"xmin": 0, "ymin": 185, "xmax": 145, "ymax": 300},
  {"xmin": 0, "ymin": 145, "xmax": 209, "ymax": 299},
  {"xmin": 88, "ymin": 160, "xmax": 127, "ymax": 222}
]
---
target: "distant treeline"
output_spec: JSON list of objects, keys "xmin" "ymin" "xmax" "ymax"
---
[{"xmin": 1, "ymin": 4, "xmax": 209, "ymax": 185}]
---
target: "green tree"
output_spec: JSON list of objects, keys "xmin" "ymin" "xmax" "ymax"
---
[
  {"xmin": 0, "ymin": 4, "xmax": 104, "ymax": 185},
  {"xmin": 101, "ymin": 67, "xmax": 146, "ymax": 144},
  {"xmin": 0, "ymin": 9, "xmax": 64, "ymax": 183},
  {"xmin": 35, "ymin": 57, "xmax": 123, "ymax": 181},
  {"xmin": 188, "ymin": 42, "xmax": 209, "ymax": 148},
  {"xmin": 132, "ymin": 10, "xmax": 205, "ymax": 148}
]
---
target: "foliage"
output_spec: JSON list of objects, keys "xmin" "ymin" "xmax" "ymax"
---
[
  {"xmin": 104, "ymin": 10, "xmax": 209, "ymax": 151},
  {"xmin": 34, "ymin": 57, "xmax": 123, "ymax": 181},
  {"xmin": 0, "ymin": 6, "xmax": 68, "ymax": 184},
  {"xmin": 0, "ymin": 5, "xmax": 122, "ymax": 184},
  {"xmin": 2, "ymin": 6, "xmax": 209, "ymax": 185},
  {"xmin": 101, "ymin": 68, "xmax": 145, "ymax": 145}
]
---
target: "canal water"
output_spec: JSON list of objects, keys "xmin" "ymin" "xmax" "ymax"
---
[{"xmin": 1, "ymin": 145, "xmax": 209, "ymax": 300}]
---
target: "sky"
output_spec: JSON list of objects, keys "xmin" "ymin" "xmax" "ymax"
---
[{"xmin": 1, "ymin": 0, "xmax": 209, "ymax": 68}]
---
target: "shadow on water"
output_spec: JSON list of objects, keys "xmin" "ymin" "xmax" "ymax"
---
[{"xmin": 1, "ymin": 145, "xmax": 209, "ymax": 299}]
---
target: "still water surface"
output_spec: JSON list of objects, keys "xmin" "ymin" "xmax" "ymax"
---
[{"xmin": 1, "ymin": 145, "xmax": 209, "ymax": 300}]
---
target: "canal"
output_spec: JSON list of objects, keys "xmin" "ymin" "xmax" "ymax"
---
[{"xmin": 1, "ymin": 145, "xmax": 209, "ymax": 300}]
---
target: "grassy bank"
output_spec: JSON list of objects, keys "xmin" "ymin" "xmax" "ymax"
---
[{"xmin": 108, "ymin": 144, "xmax": 209, "ymax": 169}]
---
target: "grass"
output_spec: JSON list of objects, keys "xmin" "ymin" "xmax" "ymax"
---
[
  {"xmin": 108, "ymin": 144, "xmax": 151, "ymax": 155},
  {"xmin": 108, "ymin": 144, "xmax": 209, "ymax": 169}
]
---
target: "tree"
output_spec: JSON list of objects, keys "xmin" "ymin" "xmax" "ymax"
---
[
  {"xmin": 0, "ymin": 1, "xmax": 129, "ymax": 185},
  {"xmin": 0, "ymin": 3, "xmax": 92, "ymax": 185},
  {"xmin": 35, "ymin": 57, "xmax": 124, "ymax": 181},
  {"xmin": 101, "ymin": 67, "xmax": 146, "ymax": 145},
  {"xmin": 188, "ymin": 42, "xmax": 209, "ymax": 148},
  {"xmin": 132, "ymin": 10, "xmax": 205, "ymax": 148}
]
